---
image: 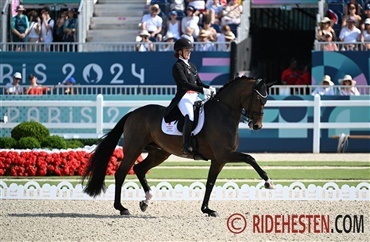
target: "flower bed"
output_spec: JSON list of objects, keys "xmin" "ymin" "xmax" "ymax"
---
[{"xmin": 0, "ymin": 148, "xmax": 143, "ymax": 176}]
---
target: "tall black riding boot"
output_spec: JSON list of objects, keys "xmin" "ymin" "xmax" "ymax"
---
[{"xmin": 182, "ymin": 115, "xmax": 193, "ymax": 155}]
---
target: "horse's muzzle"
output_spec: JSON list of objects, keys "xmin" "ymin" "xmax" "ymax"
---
[{"xmin": 249, "ymin": 121, "xmax": 262, "ymax": 130}]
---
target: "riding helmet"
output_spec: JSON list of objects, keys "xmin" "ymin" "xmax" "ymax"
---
[{"xmin": 174, "ymin": 38, "xmax": 193, "ymax": 51}]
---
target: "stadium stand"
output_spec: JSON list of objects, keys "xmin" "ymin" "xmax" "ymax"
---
[{"xmin": 88, "ymin": 0, "xmax": 146, "ymax": 42}]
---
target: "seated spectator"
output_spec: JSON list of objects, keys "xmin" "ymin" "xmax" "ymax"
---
[
  {"xmin": 295, "ymin": 64, "xmax": 311, "ymax": 95},
  {"xmin": 296, "ymin": 64, "xmax": 311, "ymax": 85},
  {"xmin": 311, "ymin": 75, "xmax": 335, "ymax": 96},
  {"xmin": 321, "ymin": 32, "xmax": 339, "ymax": 51},
  {"xmin": 202, "ymin": 16, "xmax": 217, "ymax": 42},
  {"xmin": 195, "ymin": 29, "xmax": 216, "ymax": 51},
  {"xmin": 5, "ymin": 72, "xmax": 23, "ymax": 95},
  {"xmin": 338, "ymin": 75, "xmax": 360, "ymax": 95},
  {"xmin": 220, "ymin": 0, "xmax": 243, "ymax": 26},
  {"xmin": 25, "ymin": 74, "xmax": 50, "ymax": 95},
  {"xmin": 187, "ymin": 0, "xmax": 206, "ymax": 14},
  {"xmin": 181, "ymin": 6, "xmax": 200, "ymax": 40},
  {"xmin": 141, "ymin": 4, "xmax": 163, "ymax": 42},
  {"xmin": 206, "ymin": 0, "xmax": 224, "ymax": 25},
  {"xmin": 217, "ymin": 27, "xmax": 235, "ymax": 51},
  {"xmin": 280, "ymin": 58, "xmax": 301, "ymax": 85},
  {"xmin": 345, "ymin": 0, "xmax": 363, "ymax": 18},
  {"xmin": 160, "ymin": 32, "xmax": 176, "ymax": 51},
  {"xmin": 26, "ymin": 10, "xmax": 41, "ymax": 51},
  {"xmin": 361, "ymin": 18, "xmax": 370, "ymax": 50},
  {"xmin": 339, "ymin": 17, "xmax": 361, "ymax": 50},
  {"xmin": 201, "ymin": 16, "xmax": 218, "ymax": 41},
  {"xmin": 181, "ymin": 27, "xmax": 195, "ymax": 43},
  {"xmin": 362, "ymin": 3, "xmax": 370, "ymax": 30},
  {"xmin": 62, "ymin": 77, "xmax": 77, "ymax": 95},
  {"xmin": 166, "ymin": 11, "xmax": 181, "ymax": 41},
  {"xmin": 11, "ymin": 5, "xmax": 29, "ymax": 51},
  {"xmin": 170, "ymin": 0, "xmax": 185, "ymax": 11},
  {"xmin": 136, "ymin": 30, "xmax": 154, "ymax": 52},
  {"xmin": 317, "ymin": 17, "xmax": 336, "ymax": 42},
  {"xmin": 342, "ymin": 3, "xmax": 362, "ymax": 29}
]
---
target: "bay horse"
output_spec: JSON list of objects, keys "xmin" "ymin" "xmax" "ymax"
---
[{"xmin": 82, "ymin": 76, "xmax": 274, "ymax": 217}]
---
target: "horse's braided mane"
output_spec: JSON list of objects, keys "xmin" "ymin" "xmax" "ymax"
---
[{"xmin": 215, "ymin": 75, "xmax": 255, "ymax": 96}]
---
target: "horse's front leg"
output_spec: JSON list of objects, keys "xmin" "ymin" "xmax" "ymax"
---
[
  {"xmin": 227, "ymin": 152, "xmax": 275, "ymax": 189},
  {"xmin": 133, "ymin": 149, "xmax": 170, "ymax": 212},
  {"xmin": 201, "ymin": 161, "xmax": 224, "ymax": 217}
]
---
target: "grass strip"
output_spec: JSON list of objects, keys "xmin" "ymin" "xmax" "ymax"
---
[
  {"xmin": 162, "ymin": 161, "xmax": 370, "ymax": 167},
  {"xmin": 142, "ymin": 168, "xmax": 370, "ymax": 180}
]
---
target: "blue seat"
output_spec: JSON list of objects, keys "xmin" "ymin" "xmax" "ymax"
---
[
  {"xmin": 211, "ymin": 24, "xmax": 221, "ymax": 33},
  {"xmin": 175, "ymin": 10, "xmax": 185, "ymax": 21},
  {"xmin": 228, "ymin": 23, "xmax": 239, "ymax": 37}
]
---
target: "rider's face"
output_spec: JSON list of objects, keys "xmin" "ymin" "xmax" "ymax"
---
[{"xmin": 181, "ymin": 48, "xmax": 192, "ymax": 60}]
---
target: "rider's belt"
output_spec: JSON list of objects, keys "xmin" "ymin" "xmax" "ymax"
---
[{"xmin": 187, "ymin": 91, "xmax": 197, "ymax": 94}]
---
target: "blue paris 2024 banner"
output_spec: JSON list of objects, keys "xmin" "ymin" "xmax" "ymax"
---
[
  {"xmin": 0, "ymin": 52, "xmax": 231, "ymax": 86},
  {"xmin": 311, "ymin": 51, "xmax": 370, "ymax": 86}
]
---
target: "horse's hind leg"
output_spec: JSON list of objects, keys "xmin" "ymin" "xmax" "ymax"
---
[
  {"xmin": 133, "ymin": 148, "xmax": 171, "ymax": 212},
  {"xmin": 114, "ymin": 149, "xmax": 143, "ymax": 215}
]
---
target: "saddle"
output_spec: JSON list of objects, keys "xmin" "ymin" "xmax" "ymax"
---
[
  {"xmin": 161, "ymin": 101, "xmax": 204, "ymax": 136},
  {"xmin": 161, "ymin": 101, "xmax": 207, "ymax": 160}
]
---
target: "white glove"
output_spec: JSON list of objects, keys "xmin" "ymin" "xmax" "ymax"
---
[
  {"xmin": 209, "ymin": 86, "xmax": 216, "ymax": 95},
  {"xmin": 203, "ymin": 87, "xmax": 212, "ymax": 97}
]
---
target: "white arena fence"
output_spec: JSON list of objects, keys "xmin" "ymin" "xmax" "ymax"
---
[
  {"xmin": 1, "ymin": 85, "xmax": 370, "ymax": 96},
  {"xmin": 0, "ymin": 180, "xmax": 369, "ymax": 201},
  {"xmin": 2, "ymin": 94, "xmax": 369, "ymax": 153}
]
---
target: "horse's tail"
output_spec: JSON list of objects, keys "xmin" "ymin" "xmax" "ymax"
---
[{"xmin": 82, "ymin": 112, "xmax": 131, "ymax": 197}]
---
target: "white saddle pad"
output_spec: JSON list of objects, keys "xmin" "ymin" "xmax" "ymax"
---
[{"xmin": 161, "ymin": 107, "xmax": 205, "ymax": 136}]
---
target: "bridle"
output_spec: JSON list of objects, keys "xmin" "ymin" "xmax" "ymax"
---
[
  {"xmin": 208, "ymin": 79, "xmax": 267, "ymax": 123},
  {"xmin": 241, "ymin": 82, "xmax": 267, "ymax": 121}
]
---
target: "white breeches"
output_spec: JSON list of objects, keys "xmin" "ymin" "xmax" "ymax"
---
[{"xmin": 178, "ymin": 92, "xmax": 199, "ymax": 121}]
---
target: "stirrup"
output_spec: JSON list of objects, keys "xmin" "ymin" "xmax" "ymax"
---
[{"xmin": 182, "ymin": 144, "xmax": 193, "ymax": 155}]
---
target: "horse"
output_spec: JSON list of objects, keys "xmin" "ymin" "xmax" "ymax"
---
[{"xmin": 82, "ymin": 76, "xmax": 275, "ymax": 217}]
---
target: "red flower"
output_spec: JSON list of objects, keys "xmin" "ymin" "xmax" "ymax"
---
[{"xmin": 0, "ymin": 148, "xmax": 143, "ymax": 177}]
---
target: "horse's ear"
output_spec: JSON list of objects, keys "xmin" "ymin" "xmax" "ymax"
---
[
  {"xmin": 266, "ymin": 81, "xmax": 277, "ymax": 88},
  {"xmin": 255, "ymin": 78, "xmax": 264, "ymax": 89}
]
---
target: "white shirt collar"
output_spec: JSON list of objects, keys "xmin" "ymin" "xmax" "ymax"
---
[{"xmin": 179, "ymin": 57, "xmax": 189, "ymax": 66}]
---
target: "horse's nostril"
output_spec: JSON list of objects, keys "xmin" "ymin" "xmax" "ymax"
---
[{"xmin": 253, "ymin": 124, "xmax": 261, "ymax": 130}]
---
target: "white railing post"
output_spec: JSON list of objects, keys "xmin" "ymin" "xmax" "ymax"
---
[
  {"xmin": 313, "ymin": 94, "xmax": 321, "ymax": 153},
  {"xmin": 96, "ymin": 94, "xmax": 103, "ymax": 135}
]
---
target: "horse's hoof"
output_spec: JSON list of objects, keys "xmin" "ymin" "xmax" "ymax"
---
[
  {"xmin": 265, "ymin": 180, "xmax": 275, "ymax": 189},
  {"xmin": 139, "ymin": 200, "xmax": 149, "ymax": 212},
  {"xmin": 120, "ymin": 209, "xmax": 131, "ymax": 216},
  {"xmin": 208, "ymin": 211, "xmax": 219, "ymax": 217},
  {"xmin": 202, "ymin": 208, "xmax": 219, "ymax": 217}
]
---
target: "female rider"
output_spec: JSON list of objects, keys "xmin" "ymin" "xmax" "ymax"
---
[{"xmin": 164, "ymin": 38, "xmax": 215, "ymax": 155}]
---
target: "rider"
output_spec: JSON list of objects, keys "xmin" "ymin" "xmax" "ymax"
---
[{"xmin": 164, "ymin": 38, "xmax": 216, "ymax": 155}]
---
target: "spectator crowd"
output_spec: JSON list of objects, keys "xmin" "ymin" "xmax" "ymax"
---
[
  {"xmin": 10, "ymin": 5, "xmax": 78, "ymax": 52},
  {"xmin": 318, "ymin": 0, "xmax": 370, "ymax": 51},
  {"xmin": 136, "ymin": 0, "xmax": 242, "ymax": 52}
]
